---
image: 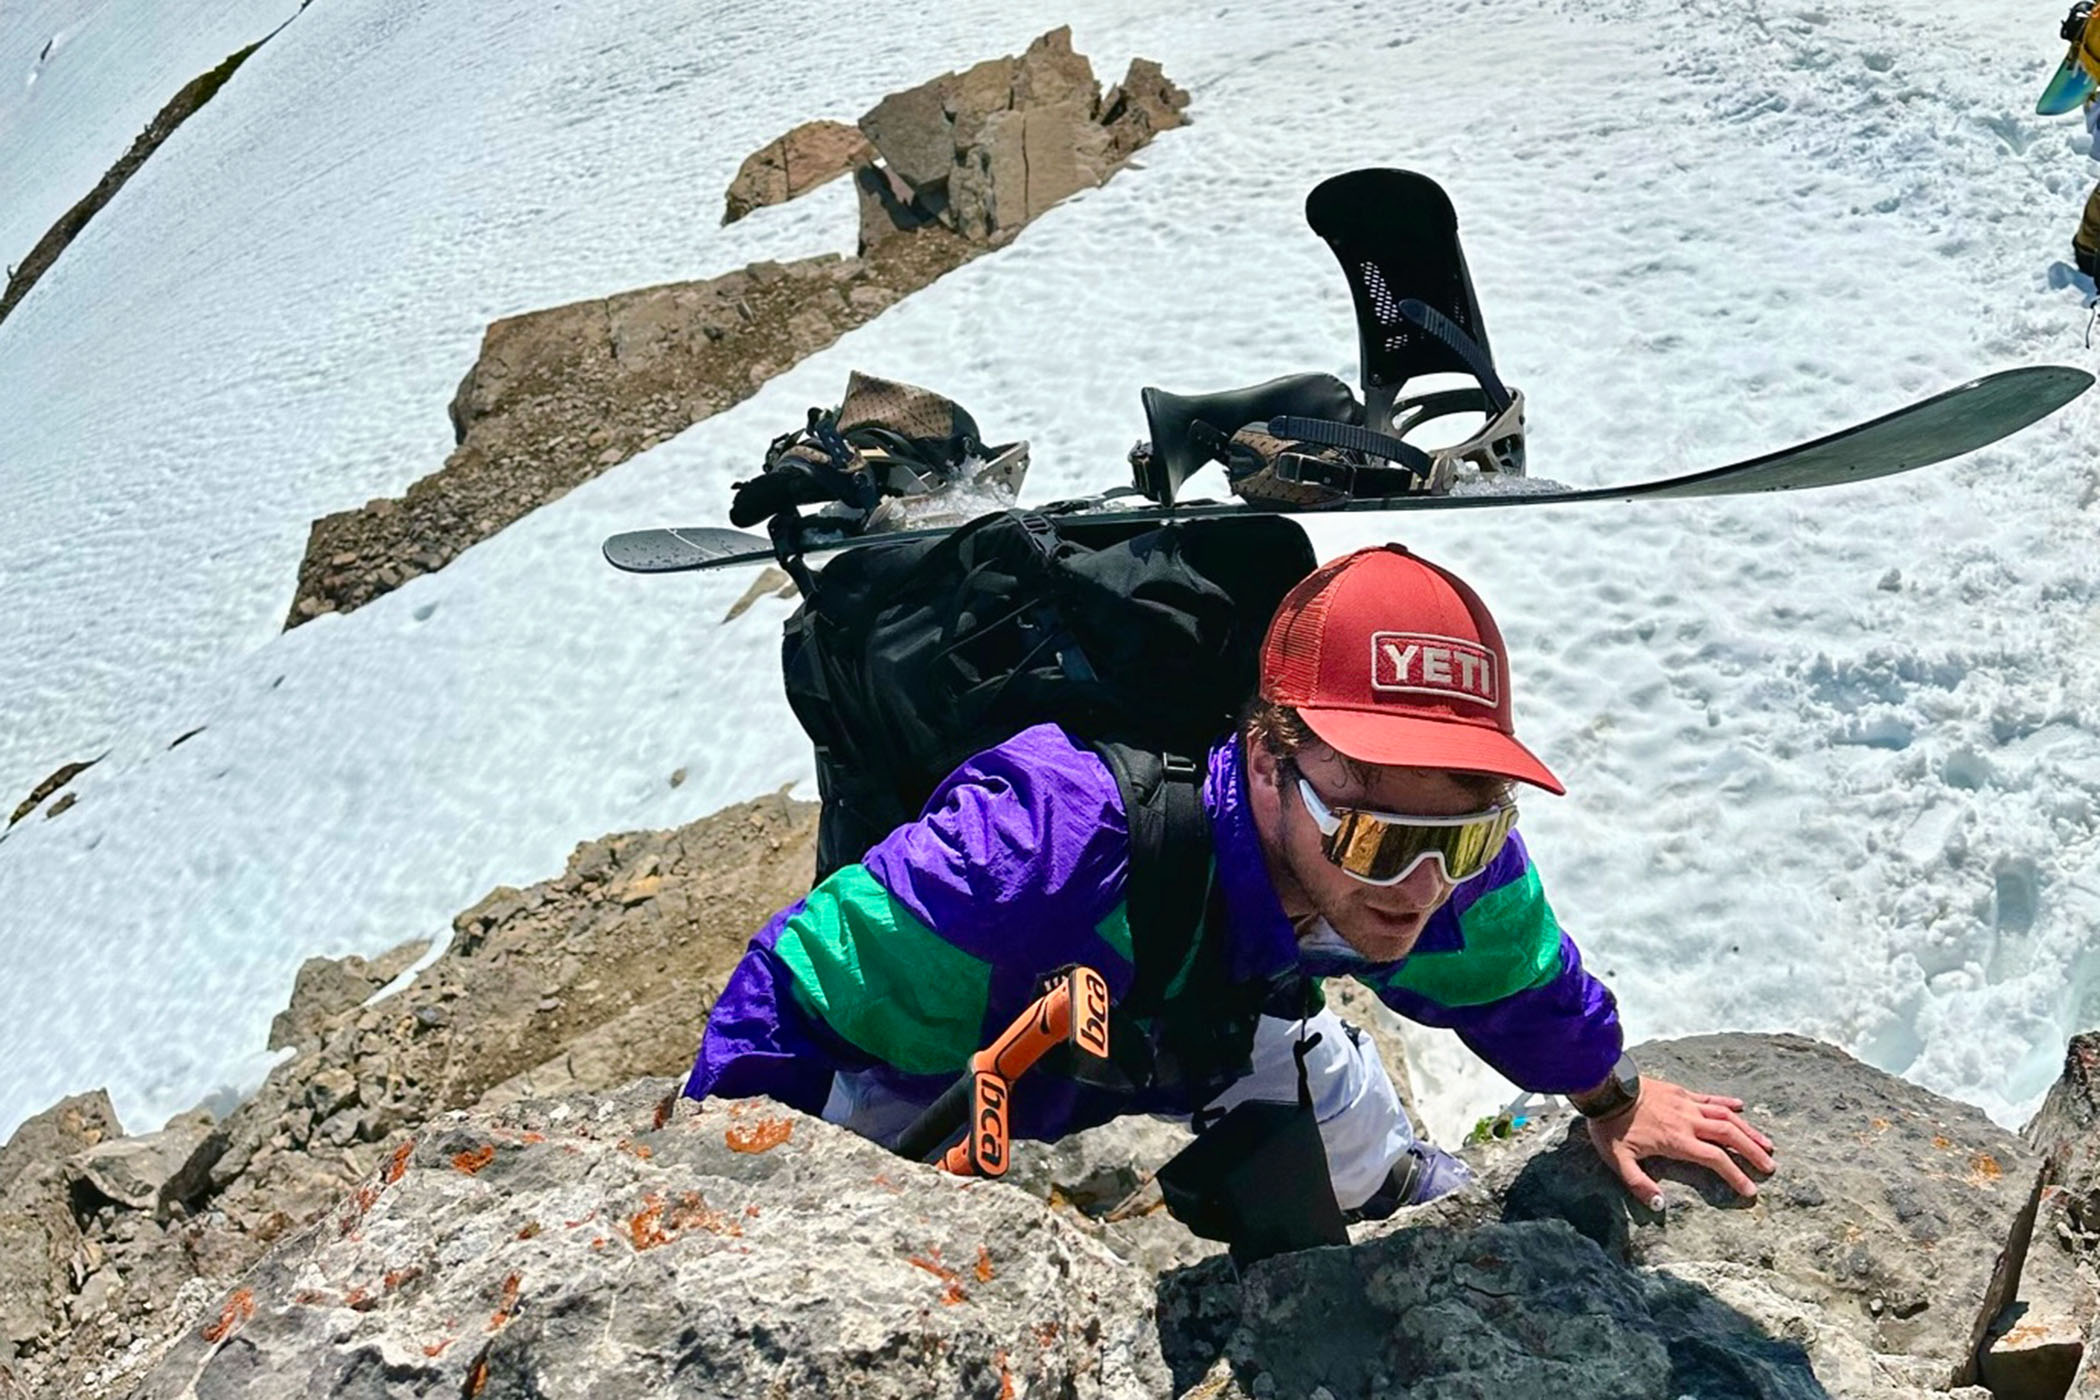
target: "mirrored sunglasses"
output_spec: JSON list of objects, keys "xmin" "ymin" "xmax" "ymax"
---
[{"xmin": 1291, "ymin": 767, "xmax": 1518, "ymax": 886}]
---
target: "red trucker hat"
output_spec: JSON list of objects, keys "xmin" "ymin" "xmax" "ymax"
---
[{"xmin": 1258, "ymin": 545, "xmax": 1564, "ymax": 794}]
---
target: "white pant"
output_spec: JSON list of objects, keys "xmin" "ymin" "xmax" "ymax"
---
[{"xmin": 822, "ymin": 1006, "xmax": 1417, "ymax": 1211}]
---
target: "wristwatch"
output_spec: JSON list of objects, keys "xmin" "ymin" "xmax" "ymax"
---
[{"xmin": 1569, "ymin": 1053, "xmax": 1642, "ymax": 1121}]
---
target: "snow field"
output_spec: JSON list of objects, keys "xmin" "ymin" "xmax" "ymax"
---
[{"xmin": 2, "ymin": 0, "xmax": 2097, "ymax": 1145}]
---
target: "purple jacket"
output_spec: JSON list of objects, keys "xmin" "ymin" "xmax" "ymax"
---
[{"xmin": 689, "ymin": 726, "xmax": 1622, "ymax": 1137}]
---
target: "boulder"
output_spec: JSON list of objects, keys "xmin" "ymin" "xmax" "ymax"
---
[
  {"xmin": 265, "ymin": 938, "xmax": 429, "ymax": 1051},
  {"xmin": 856, "ymin": 27, "xmax": 1180, "ymax": 250},
  {"xmin": 68, "ymin": 1108, "xmax": 221, "ymax": 1216},
  {"xmin": 0, "ymin": 1090, "xmax": 121, "ymax": 1348},
  {"xmin": 0, "ymin": 1090, "xmax": 120, "ymax": 1200},
  {"xmin": 722, "ymin": 118, "xmax": 874, "ymax": 223},
  {"xmin": 1473, "ymin": 1034, "xmax": 2037, "ymax": 1394},
  {"xmin": 126, "ymin": 1082, "xmax": 1172, "ymax": 1398},
  {"xmin": 1099, "ymin": 57, "xmax": 1191, "ymax": 165},
  {"xmin": 1166, "ymin": 1217, "xmax": 1831, "ymax": 1399}
]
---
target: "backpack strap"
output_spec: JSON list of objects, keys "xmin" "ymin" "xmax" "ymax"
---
[
  {"xmin": 1094, "ymin": 743, "xmax": 1213, "ymax": 1016},
  {"xmin": 1093, "ymin": 741, "xmax": 1272, "ymax": 1105}
]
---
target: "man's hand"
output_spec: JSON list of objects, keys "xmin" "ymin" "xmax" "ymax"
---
[{"xmin": 1585, "ymin": 1076, "xmax": 1774, "ymax": 1209}]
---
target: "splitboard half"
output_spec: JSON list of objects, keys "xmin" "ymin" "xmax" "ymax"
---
[{"xmin": 603, "ymin": 364, "xmax": 2092, "ymax": 574}]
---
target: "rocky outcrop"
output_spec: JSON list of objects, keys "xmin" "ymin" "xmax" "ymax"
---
[
  {"xmin": 856, "ymin": 27, "xmax": 1189, "ymax": 250},
  {"xmin": 2008, "ymin": 1033, "xmax": 2100, "ymax": 1396},
  {"xmin": 0, "ymin": 41, "xmax": 266, "ymax": 330},
  {"xmin": 78, "ymin": 1030, "xmax": 2100, "ymax": 1400},
  {"xmin": 1159, "ymin": 1034, "xmax": 2047, "ymax": 1399},
  {"xmin": 0, "ymin": 788, "xmax": 816, "ymax": 1400},
  {"xmin": 6, "ymin": 758, "xmax": 98, "ymax": 828},
  {"xmin": 284, "ymin": 28, "xmax": 1186, "ymax": 627},
  {"xmin": 721, "ymin": 119, "xmax": 875, "ymax": 223},
  {"xmin": 1464, "ymin": 1036, "xmax": 2039, "ymax": 1396},
  {"xmin": 265, "ymin": 941, "xmax": 431, "ymax": 1053},
  {"xmin": 131, "ymin": 1080, "xmax": 1174, "ymax": 1399},
  {"xmin": 0, "ymin": 1092, "xmax": 122, "ymax": 1352}
]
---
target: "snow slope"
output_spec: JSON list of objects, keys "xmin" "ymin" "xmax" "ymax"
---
[{"xmin": 1, "ymin": 0, "xmax": 2096, "ymax": 1143}]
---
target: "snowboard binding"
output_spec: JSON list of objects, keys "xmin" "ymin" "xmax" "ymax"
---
[
  {"xmin": 729, "ymin": 371, "xmax": 1030, "ymax": 536},
  {"xmin": 1129, "ymin": 169, "xmax": 1527, "ymax": 509}
]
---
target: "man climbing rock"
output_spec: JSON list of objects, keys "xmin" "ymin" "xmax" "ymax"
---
[{"xmin": 688, "ymin": 543, "xmax": 1775, "ymax": 1219}]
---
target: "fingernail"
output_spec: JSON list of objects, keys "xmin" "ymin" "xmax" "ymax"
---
[
  {"xmin": 1648, "ymin": 1194, "xmax": 1664, "ymax": 1212},
  {"xmin": 1745, "ymin": 1182, "xmax": 1759, "ymax": 1197}
]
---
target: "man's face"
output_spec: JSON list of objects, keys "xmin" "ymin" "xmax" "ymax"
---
[{"xmin": 1247, "ymin": 739, "xmax": 1490, "ymax": 964}]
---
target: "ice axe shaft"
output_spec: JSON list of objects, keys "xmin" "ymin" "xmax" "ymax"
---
[{"xmin": 894, "ymin": 966, "xmax": 1110, "ymax": 1176}]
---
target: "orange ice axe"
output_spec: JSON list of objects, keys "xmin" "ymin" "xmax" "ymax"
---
[{"xmin": 893, "ymin": 966, "xmax": 1111, "ymax": 1177}]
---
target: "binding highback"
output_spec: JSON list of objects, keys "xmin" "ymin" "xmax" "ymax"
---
[{"xmin": 1305, "ymin": 168, "xmax": 1498, "ymax": 436}]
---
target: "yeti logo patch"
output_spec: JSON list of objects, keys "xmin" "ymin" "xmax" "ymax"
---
[{"xmin": 1371, "ymin": 632, "xmax": 1498, "ymax": 707}]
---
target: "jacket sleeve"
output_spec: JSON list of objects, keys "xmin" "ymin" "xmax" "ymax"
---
[
  {"xmin": 1351, "ymin": 831, "xmax": 1623, "ymax": 1095},
  {"xmin": 685, "ymin": 726, "xmax": 1135, "ymax": 1108}
]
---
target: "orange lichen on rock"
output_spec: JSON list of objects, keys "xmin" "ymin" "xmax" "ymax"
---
[
  {"xmin": 384, "ymin": 1141, "xmax": 414, "ymax": 1184},
  {"xmin": 422, "ymin": 1337, "xmax": 454, "ymax": 1358},
  {"xmin": 452, "ymin": 1144, "xmax": 497, "ymax": 1175},
  {"xmin": 975, "ymin": 1246, "xmax": 995, "ymax": 1283},
  {"xmin": 653, "ymin": 1092, "xmax": 676, "ymax": 1131},
  {"xmin": 488, "ymin": 1273, "xmax": 522, "ymax": 1331},
  {"xmin": 628, "ymin": 1194, "xmax": 672, "ymax": 1250},
  {"xmin": 629, "ymin": 1190, "xmax": 739, "ymax": 1250},
  {"xmin": 464, "ymin": 1352, "xmax": 490, "ymax": 1399},
  {"xmin": 1969, "ymin": 1153, "xmax": 2004, "ymax": 1183},
  {"xmin": 201, "ymin": 1288, "xmax": 256, "ymax": 1343},
  {"xmin": 670, "ymin": 1191, "xmax": 740, "ymax": 1237},
  {"xmin": 997, "ymin": 1350, "xmax": 1016, "ymax": 1400},
  {"xmin": 516, "ymin": 1221, "xmax": 542, "ymax": 1240},
  {"xmin": 908, "ymin": 1250, "xmax": 968, "ymax": 1303},
  {"xmin": 725, "ymin": 1117, "xmax": 794, "ymax": 1154}
]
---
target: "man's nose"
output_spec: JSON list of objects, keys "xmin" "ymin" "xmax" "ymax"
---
[{"xmin": 1389, "ymin": 857, "xmax": 1453, "ymax": 906}]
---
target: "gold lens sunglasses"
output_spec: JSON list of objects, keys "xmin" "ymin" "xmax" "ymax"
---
[{"xmin": 1286, "ymin": 759, "xmax": 1519, "ymax": 886}]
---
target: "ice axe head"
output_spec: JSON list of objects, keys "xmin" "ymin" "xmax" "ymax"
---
[{"xmin": 939, "ymin": 966, "xmax": 1112, "ymax": 1178}]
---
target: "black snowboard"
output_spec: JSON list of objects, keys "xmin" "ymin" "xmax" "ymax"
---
[{"xmin": 601, "ymin": 365, "xmax": 2092, "ymax": 574}]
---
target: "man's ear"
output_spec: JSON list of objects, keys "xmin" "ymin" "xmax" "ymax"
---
[{"xmin": 1245, "ymin": 739, "xmax": 1281, "ymax": 789}]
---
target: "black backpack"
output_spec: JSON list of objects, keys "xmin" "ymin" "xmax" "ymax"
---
[{"xmin": 777, "ymin": 509, "xmax": 1317, "ymax": 1092}]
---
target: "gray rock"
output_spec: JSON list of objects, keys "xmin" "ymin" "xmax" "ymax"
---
[
  {"xmin": 0, "ymin": 1089, "xmax": 121, "ymax": 1202},
  {"xmin": 1005, "ymin": 1115, "xmax": 1194, "ymax": 1214},
  {"xmin": 1480, "ymin": 1033, "xmax": 2036, "ymax": 1393},
  {"xmin": 858, "ymin": 77, "xmax": 958, "ymax": 192},
  {"xmin": 127, "ymin": 1082, "xmax": 1170, "ymax": 1398},
  {"xmin": 69, "ymin": 1108, "xmax": 221, "ymax": 1215},
  {"xmin": 856, "ymin": 27, "xmax": 1176, "ymax": 248},
  {"xmin": 69, "ymin": 1268, "xmax": 121, "ymax": 1324},
  {"xmin": 303, "ymin": 1067, "xmax": 356, "ymax": 1120},
  {"xmin": 0, "ymin": 1090, "xmax": 120, "ymax": 1347},
  {"xmin": 1169, "ymin": 1217, "xmax": 1832, "ymax": 1400},
  {"xmin": 265, "ymin": 939, "xmax": 429, "ymax": 1051}
]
